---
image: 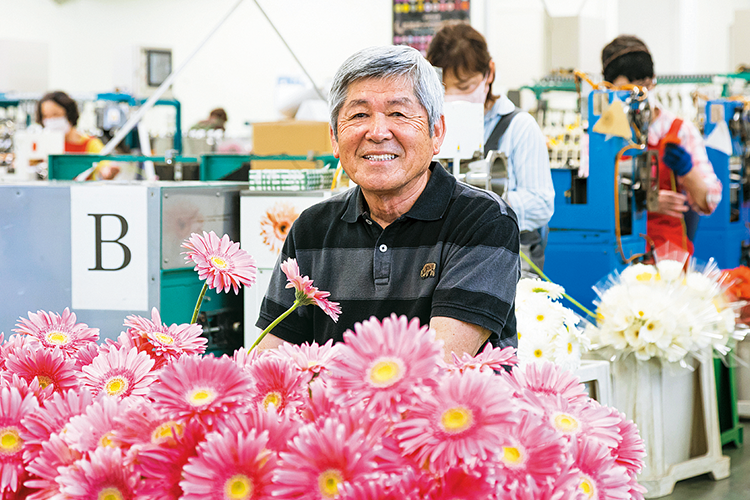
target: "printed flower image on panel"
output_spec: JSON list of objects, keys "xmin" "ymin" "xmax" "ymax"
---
[{"xmin": 260, "ymin": 202, "xmax": 299, "ymax": 253}]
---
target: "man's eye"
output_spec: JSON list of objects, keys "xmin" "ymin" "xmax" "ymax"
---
[
  {"xmin": 391, "ymin": 112, "xmax": 405, "ymax": 117},
  {"xmin": 351, "ymin": 113, "xmax": 368, "ymax": 119}
]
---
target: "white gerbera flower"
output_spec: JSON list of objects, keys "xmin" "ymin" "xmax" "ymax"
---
[
  {"xmin": 685, "ymin": 272, "xmax": 718, "ymax": 300},
  {"xmin": 656, "ymin": 259, "xmax": 684, "ymax": 282},
  {"xmin": 516, "ymin": 278, "xmax": 565, "ymax": 300},
  {"xmin": 516, "ymin": 294, "xmax": 565, "ymax": 335},
  {"xmin": 553, "ymin": 332, "xmax": 583, "ymax": 371},
  {"xmin": 620, "ymin": 264, "xmax": 659, "ymax": 286},
  {"xmin": 518, "ymin": 331, "xmax": 555, "ymax": 366}
]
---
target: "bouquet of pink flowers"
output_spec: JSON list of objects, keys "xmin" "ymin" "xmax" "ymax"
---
[{"xmin": 0, "ymin": 232, "xmax": 646, "ymax": 499}]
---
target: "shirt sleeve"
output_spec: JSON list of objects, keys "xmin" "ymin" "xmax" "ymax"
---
[
  {"xmin": 254, "ymin": 226, "xmax": 315, "ymax": 345},
  {"xmin": 430, "ymin": 210, "xmax": 520, "ymax": 338},
  {"xmin": 501, "ymin": 113, "xmax": 556, "ymax": 232},
  {"xmin": 677, "ymin": 120, "xmax": 723, "ymax": 214}
]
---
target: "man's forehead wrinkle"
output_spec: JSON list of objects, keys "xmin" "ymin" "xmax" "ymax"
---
[{"xmin": 343, "ymin": 96, "xmax": 416, "ymax": 109}]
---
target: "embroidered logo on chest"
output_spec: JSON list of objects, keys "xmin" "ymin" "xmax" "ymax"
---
[{"xmin": 420, "ymin": 262, "xmax": 436, "ymax": 279}]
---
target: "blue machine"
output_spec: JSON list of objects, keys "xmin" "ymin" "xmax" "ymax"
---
[
  {"xmin": 544, "ymin": 89, "xmax": 655, "ymax": 310},
  {"xmin": 692, "ymin": 99, "xmax": 750, "ymax": 269}
]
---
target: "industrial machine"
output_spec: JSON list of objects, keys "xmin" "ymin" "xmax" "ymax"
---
[
  {"xmin": 0, "ymin": 181, "xmax": 246, "ymax": 355},
  {"xmin": 544, "ymin": 88, "xmax": 658, "ymax": 309},
  {"xmin": 693, "ymin": 99, "xmax": 750, "ymax": 268}
]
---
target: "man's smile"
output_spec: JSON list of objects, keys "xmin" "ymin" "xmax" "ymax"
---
[{"xmin": 363, "ymin": 154, "xmax": 398, "ymax": 161}]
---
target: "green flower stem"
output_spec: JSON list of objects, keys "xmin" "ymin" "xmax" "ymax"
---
[
  {"xmin": 190, "ymin": 282, "xmax": 209, "ymax": 324},
  {"xmin": 519, "ymin": 251, "xmax": 598, "ymax": 320},
  {"xmin": 248, "ymin": 299, "xmax": 301, "ymax": 352}
]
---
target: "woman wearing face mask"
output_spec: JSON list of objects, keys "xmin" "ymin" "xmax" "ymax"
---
[
  {"xmin": 601, "ymin": 35, "xmax": 722, "ymax": 254},
  {"xmin": 36, "ymin": 91, "xmax": 119, "ymax": 180},
  {"xmin": 427, "ymin": 23, "xmax": 555, "ymax": 276}
]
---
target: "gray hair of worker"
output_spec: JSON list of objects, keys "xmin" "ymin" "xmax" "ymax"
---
[{"xmin": 328, "ymin": 45, "xmax": 444, "ymax": 139}]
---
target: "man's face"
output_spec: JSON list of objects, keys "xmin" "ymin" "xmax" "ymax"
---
[
  {"xmin": 612, "ymin": 75, "xmax": 655, "ymax": 91},
  {"xmin": 331, "ymin": 76, "xmax": 445, "ymax": 198}
]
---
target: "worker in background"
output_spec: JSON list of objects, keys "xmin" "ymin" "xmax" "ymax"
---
[
  {"xmin": 191, "ymin": 108, "xmax": 228, "ymax": 131},
  {"xmin": 426, "ymin": 22, "xmax": 554, "ymax": 277},
  {"xmin": 601, "ymin": 35, "xmax": 722, "ymax": 254},
  {"xmin": 36, "ymin": 91, "xmax": 119, "ymax": 180}
]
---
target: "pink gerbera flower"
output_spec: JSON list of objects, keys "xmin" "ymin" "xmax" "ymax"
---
[
  {"xmin": 0, "ymin": 334, "xmax": 28, "ymax": 371},
  {"xmin": 451, "ymin": 344, "xmax": 518, "ymax": 373},
  {"xmin": 607, "ymin": 407, "xmax": 646, "ymax": 476},
  {"xmin": 274, "ymin": 417, "xmax": 378, "ymax": 499},
  {"xmin": 274, "ymin": 339, "xmax": 340, "ymax": 382},
  {"xmin": 571, "ymin": 437, "xmax": 632, "ymax": 500},
  {"xmin": 0, "ymin": 387, "xmax": 39, "ymax": 494},
  {"xmin": 301, "ymin": 378, "xmax": 337, "ymax": 423},
  {"xmin": 509, "ymin": 361, "xmax": 589, "ymax": 404},
  {"xmin": 72, "ymin": 341, "xmax": 101, "ymax": 370},
  {"xmin": 57, "ymin": 446, "xmax": 139, "ymax": 500},
  {"xmin": 80, "ymin": 345, "xmax": 156, "ymax": 401},
  {"xmin": 63, "ymin": 395, "xmax": 126, "ymax": 453},
  {"xmin": 20, "ymin": 387, "xmax": 93, "ymax": 462},
  {"xmin": 182, "ymin": 231, "xmax": 257, "ymax": 294},
  {"xmin": 539, "ymin": 397, "xmax": 622, "ymax": 450},
  {"xmin": 1, "ymin": 373, "xmax": 53, "ymax": 404},
  {"xmin": 113, "ymin": 400, "xmax": 185, "ymax": 450},
  {"xmin": 135, "ymin": 421, "xmax": 206, "ymax": 500},
  {"xmin": 217, "ymin": 404, "xmax": 302, "ymax": 454},
  {"xmin": 492, "ymin": 411, "xmax": 567, "ymax": 489},
  {"xmin": 150, "ymin": 354, "xmax": 252, "ymax": 428},
  {"xmin": 338, "ymin": 478, "xmax": 402, "ymax": 500},
  {"xmin": 432, "ymin": 467, "xmax": 498, "ymax": 500},
  {"xmin": 13, "ymin": 308, "xmax": 98, "ymax": 356},
  {"xmin": 123, "ymin": 308, "xmax": 207, "ymax": 367},
  {"xmin": 506, "ymin": 463, "xmax": 587, "ymax": 500},
  {"xmin": 246, "ymin": 354, "xmax": 306, "ymax": 413},
  {"xmin": 394, "ymin": 369, "xmax": 516, "ymax": 474},
  {"xmin": 5, "ymin": 345, "xmax": 78, "ymax": 394},
  {"xmin": 25, "ymin": 433, "xmax": 82, "ymax": 500},
  {"xmin": 280, "ymin": 258, "xmax": 341, "ymax": 322},
  {"xmin": 327, "ymin": 314, "xmax": 443, "ymax": 418},
  {"xmin": 181, "ymin": 429, "xmax": 275, "ymax": 500}
]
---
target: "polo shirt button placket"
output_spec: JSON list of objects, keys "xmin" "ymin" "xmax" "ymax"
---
[{"xmin": 379, "ymin": 244, "xmax": 388, "ymax": 253}]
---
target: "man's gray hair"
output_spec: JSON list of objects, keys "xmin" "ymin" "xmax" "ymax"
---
[{"xmin": 329, "ymin": 45, "xmax": 444, "ymax": 139}]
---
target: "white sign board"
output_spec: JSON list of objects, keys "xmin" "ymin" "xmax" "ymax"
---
[
  {"xmin": 435, "ymin": 100, "xmax": 485, "ymax": 160},
  {"xmin": 70, "ymin": 185, "xmax": 149, "ymax": 311}
]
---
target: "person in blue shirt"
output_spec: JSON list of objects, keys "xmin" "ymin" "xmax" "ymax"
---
[{"xmin": 427, "ymin": 23, "xmax": 554, "ymax": 275}]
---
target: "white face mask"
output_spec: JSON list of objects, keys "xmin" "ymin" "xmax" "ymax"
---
[
  {"xmin": 43, "ymin": 117, "xmax": 71, "ymax": 134},
  {"xmin": 444, "ymin": 76, "xmax": 489, "ymax": 105}
]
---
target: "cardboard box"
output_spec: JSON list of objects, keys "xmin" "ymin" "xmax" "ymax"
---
[{"xmin": 252, "ymin": 120, "xmax": 333, "ymax": 170}]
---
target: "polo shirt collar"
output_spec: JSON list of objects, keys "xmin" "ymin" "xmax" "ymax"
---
[{"xmin": 340, "ymin": 162, "xmax": 455, "ymax": 223}]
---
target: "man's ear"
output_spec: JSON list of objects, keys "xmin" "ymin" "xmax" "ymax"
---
[
  {"xmin": 432, "ymin": 114, "xmax": 446, "ymax": 155},
  {"xmin": 488, "ymin": 60, "xmax": 496, "ymax": 86},
  {"xmin": 329, "ymin": 124, "xmax": 340, "ymax": 159}
]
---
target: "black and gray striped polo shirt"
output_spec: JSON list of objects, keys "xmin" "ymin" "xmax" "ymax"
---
[{"xmin": 256, "ymin": 162, "xmax": 520, "ymax": 349}]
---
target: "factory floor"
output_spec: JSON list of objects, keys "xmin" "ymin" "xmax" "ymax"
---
[{"xmin": 661, "ymin": 436, "xmax": 748, "ymax": 499}]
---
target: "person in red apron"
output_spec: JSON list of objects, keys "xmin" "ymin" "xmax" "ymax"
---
[
  {"xmin": 601, "ymin": 35, "xmax": 722, "ymax": 255},
  {"xmin": 36, "ymin": 91, "xmax": 120, "ymax": 180}
]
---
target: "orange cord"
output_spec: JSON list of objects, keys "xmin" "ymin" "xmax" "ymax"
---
[{"xmin": 614, "ymin": 143, "xmax": 646, "ymax": 263}]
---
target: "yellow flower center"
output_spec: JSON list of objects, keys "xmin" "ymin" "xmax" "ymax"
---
[
  {"xmin": 99, "ymin": 432, "xmax": 116, "ymax": 448},
  {"xmin": 262, "ymin": 391, "xmax": 282, "ymax": 411},
  {"xmin": 155, "ymin": 333, "xmax": 175, "ymax": 345},
  {"xmin": 187, "ymin": 387, "xmax": 217, "ymax": 406},
  {"xmin": 0, "ymin": 428, "xmax": 22, "ymax": 455},
  {"xmin": 534, "ymin": 349, "xmax": 544, "ymax": 358},
  {"xmin": 636, "ymin": 272, "xmax": 653, "ymax": 282},
  {"xmin": 637, "ymin": 310, "xmax": 645, "ymax": 317},
  {"xmin": 46, "ymin": 331, "xmax": 69, "ymax": 345},
  {"xmin": 536, "ymin": 314, "xmax": 545, "ymax": 322},
  {"xmin": 37, "ymin": 375, "xmax": 53, "ymax": 389},
  {"xmin": 646, "ymin": 323, "xmax": 655, "ymax": 331},
  {"xmin": 554, "ymin": 413, "xmax": 580, "ymax": 434},
  {"xmin": 579, "ymin": 477, "xmax": 595, "ymax": 498},
  {"xmin": 225, "ymin": 474, "xmax": 254, "ymax": 500},
  {"xmin": 318, "ymin": 469, "xmax": 343, "ymax": 498},
  {"xmin": 104, "ymin": 376, "xmax": 129, "ymax": 397},
  {"xmin": 98, "ymin": 488, "xmax": 124, "ymax": 500},
  {"xmin": 440, "ymin": 406, "xmax": 473, "ymax": 433},
  {"xmin": 368, "ymin": 358, "xmax": 404, "ymax": 388},
  {"xmin": 502, "ymin": 446, "xmax": 524, "ymax": 466},
  {"xmin": 532, "ymin": 287, "xmax": 548, "ymax": 293},
  {"xmin": 211, "ymin": 256, "xmax": 229, "ymax": 269},
  {"xmin": 151, "ymin": 421, "xmax": 184, "ymax": 445}
]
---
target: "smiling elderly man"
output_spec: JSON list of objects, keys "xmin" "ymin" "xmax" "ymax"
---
[{"xmin": 255, "ymin": 45, "xmax": 520, "ymax": 358}]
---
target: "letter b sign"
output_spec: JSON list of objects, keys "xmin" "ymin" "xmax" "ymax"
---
[{"xmin": 88, "ymin": 213, "xmax": 132, "ymax": 271}]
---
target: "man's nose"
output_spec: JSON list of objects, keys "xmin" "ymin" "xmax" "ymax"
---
[{"xmin": 365, "ymin": 113, "xmax": 393, "ymax": 142}]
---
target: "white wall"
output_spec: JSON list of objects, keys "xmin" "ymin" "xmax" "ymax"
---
[
  {"xmin": 2, "ymin": 0, "xmax": 750, "ymax": 135},
  {"xmin": 1, "ymin": 0, "xmax": 391, "ymax": 135}
]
